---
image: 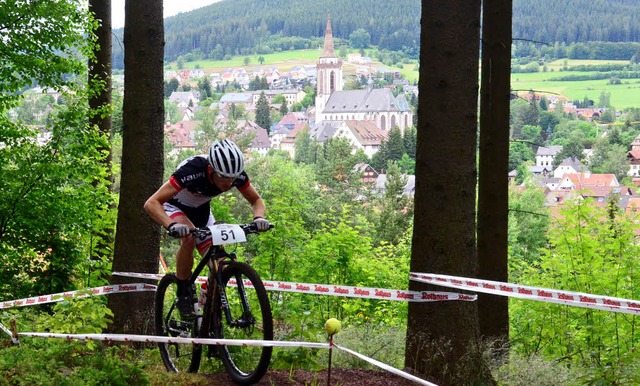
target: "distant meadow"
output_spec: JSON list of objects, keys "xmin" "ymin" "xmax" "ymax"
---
[
  {"xmin": 169, "ymin": 51, "xmax": 640, "ymax": 110},
  {"xmin": 512, "ymin": 59, "xmax": 640, "ymax": 109}
]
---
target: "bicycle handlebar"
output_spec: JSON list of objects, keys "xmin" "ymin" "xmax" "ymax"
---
[{"xmin": 167, "ymin": 222, "xmax": 275, "ymax": 239}]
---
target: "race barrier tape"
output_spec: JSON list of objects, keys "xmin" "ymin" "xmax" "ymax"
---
[
  {"xmin": 113, "ymin": 271, "xmax": 477, "ymax": 303},
  {"xmin": 0, "ymin": 283, "xmax": 157, "ymax": 310},
  {"xmin": 411, "ymin": 272, "xmax": 640, "ymax": 315},
  {"xmin": 5, "ymin": 270, "xmax": 639, "ymax": 386},
  {"xmin": 17, "ymin": 331, "xmax": 433, "ymax": 385},
  {"xmin": 332, "ymin": 343, "xmax": 436, "ymax": 386}
]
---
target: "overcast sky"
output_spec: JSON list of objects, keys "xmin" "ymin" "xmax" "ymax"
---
[{"xmin": 110, "ymin": 0, "xmax": 220, "ymax": 29}]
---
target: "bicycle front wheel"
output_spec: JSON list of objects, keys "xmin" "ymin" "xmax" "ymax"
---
[
  {"xmin": 155, "ymin": 273, "xmax": 202, "ymax": 373},
  {"xmin": 212, "ymin": 262, "xmax": 273, "ymax": 385}
]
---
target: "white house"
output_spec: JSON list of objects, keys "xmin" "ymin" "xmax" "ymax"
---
[
  {"xmin": 169, "ymin": 91, "xmax": 200, "ymax": 108},
  {"xmin": 553, "ymin": 157, "xmax": 589, "ymax": 178},
  {"xmin": 536, "ymin": 145, "xmax": 563, "ymax": 167},
  {"xmin": 332, "ymin": 120, "xmax": 388, "ymax": 158}
]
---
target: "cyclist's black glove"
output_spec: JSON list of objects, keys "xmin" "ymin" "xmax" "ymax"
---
[
  {"xmin": 167, "ymin": 222, "xmax": 190, "ymax": 238},
  {"xmin": 252, "ymin": 217, "xmax": 271, "ymax": 232}
]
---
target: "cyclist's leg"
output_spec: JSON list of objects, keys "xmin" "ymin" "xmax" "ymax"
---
[
  {"xmin": 163, "ymin": 203, "xmax": 198, "ymax": 318},
  {"xmin": 175, "ymin": 226, "xmax": 197, "ymax": 319},
  {"xmin": 163, "ymin": 203, "xmax": 198, "ymax": 280},
  {"xmin": 194, "ymin": 211, "xmax": 215, "ymax": 257},
  {"xmin": 195, "ymin": 211, "xmax": 227, "ymax": 271},
  {"xmin": 176, "ymin": 233, "xmax": 196, "ymax": 280}
]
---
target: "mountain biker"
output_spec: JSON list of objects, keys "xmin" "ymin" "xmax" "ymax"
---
[{"xmin": 144, "ymin": 139, "xmax": 271, "ymax": 319}]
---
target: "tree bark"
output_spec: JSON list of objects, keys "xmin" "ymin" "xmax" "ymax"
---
[
  {"xmin": 108, "ymin": 0, "xmax": 164, "ymax": 335},
  {"xmin": 405, "ymin": 1, "xmax": 495, "ymax": 384},
  {"xmin": 88, "ymin": 0, "xmax": 112, "ymax": 150},
  {"xmin": 477, "ymin": 0, "xmax": 513, "ymax": 343},
  {"xmin": 88, "ymin": 0, "xmax": 114, "ymax": 266}
]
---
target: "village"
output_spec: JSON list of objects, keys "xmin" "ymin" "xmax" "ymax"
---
[
  {"xmin": 15, "ymin": 15, "xmax": 640, "ymax": 218},
  {"xmin": 162, "ymin": 15, "xmax": 416, "ymax": 195}
]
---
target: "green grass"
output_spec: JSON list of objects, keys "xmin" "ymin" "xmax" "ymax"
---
[
  {"xmin": 170, "ymin": 49, "xmax": 328, "ymax": 73},
  {"xmin": 399, "ymin": 63, "xmax": 419, "ymax": 83},
  {"xmin": 512, "ymin": 59, "xmax": 640, "ymax": 109},
  {"xmin": 543, "ymin": 59, "xmax": 629, "ymax": 69},
  {"xmin": 173, "ymin": 52, "xmax": 640, "ymax": 109},
  {"xmin": 168, "ymin": 48, "xmax": 420, "ymax": 81}
]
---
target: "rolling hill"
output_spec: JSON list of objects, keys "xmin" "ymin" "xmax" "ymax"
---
[{"xmin": 112, "ymin": 0, "xmax": 640, "ymax": 69}]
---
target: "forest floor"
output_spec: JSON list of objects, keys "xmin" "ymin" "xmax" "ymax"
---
[{"xmin": 198, "ymin": 368, "xmax": 421, "ymax": 385}]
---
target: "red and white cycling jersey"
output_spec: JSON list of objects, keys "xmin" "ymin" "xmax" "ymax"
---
[{"xmin": 164, "ymin": 155, "xmax": 250, "ymax": 227}]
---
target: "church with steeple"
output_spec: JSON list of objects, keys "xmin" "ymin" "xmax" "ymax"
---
[
  {"xmin": 314, "ymin": 13, "xmax": 343, "ymax": 123},
  {"xmin": 313, "ymin": 13, "xmax": 413, "ymax": 133}
]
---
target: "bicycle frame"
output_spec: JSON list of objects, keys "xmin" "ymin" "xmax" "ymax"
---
[{"xmin": 190, "ymin": 243, "xmax": 247, "ymax": 330}]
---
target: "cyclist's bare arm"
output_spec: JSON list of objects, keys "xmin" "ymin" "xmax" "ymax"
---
[
  {"xmin": 144, "ymin": 180, "xmax": 180, "ymax": 229},
  {"xmin": 240, "ymin": 183, "xmax": 266, "ymax": 219}
]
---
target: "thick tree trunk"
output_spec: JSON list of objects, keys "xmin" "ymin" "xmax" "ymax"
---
[
  {"xmin": 477, "ymin": 0, "xmax": 513, "ymax": 343},
  {"xmin": 405, "ymin": 1, "xmax": 495, "ymax": 385},
  {"xmin": 108, "ymin": 0, "xmax": 164, "ymax": 335}
]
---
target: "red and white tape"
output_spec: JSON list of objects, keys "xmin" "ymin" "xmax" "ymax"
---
[
  {"xmin": 411, "ymin": 272, "xmax": 640, "ymax": 315},
  {"xmin": 18, "ymin": 331, "xmax": 435, "ymax": 385},
  {"xmin": 113, "ymin": 271, "xmax": 476, "ymax": 303},
  {"xmin": 0, "ymin": 283, "xmax": 157, "ymax": 310}
]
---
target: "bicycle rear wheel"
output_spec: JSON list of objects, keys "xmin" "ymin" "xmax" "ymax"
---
[
  {"xmin": 155, "ymin": 273, "xmax": 202, "ymax": 373},
  {"xmin": 212, "ymin": 262, "xmax": 273, "ymax": 384}
]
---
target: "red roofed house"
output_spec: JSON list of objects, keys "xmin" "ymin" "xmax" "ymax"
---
[
  {"xmin": 547, "ymin": 172, "xmax": 636, "ymax": 215},
  {"xmin": 165, "ymin": 120, "xmax": 200, "ymax": 153},
  {"xmin": 279, "ymin": 112, "xmax": 300, "ymax": 128},
  {"xmin": 333, "ymin": 120, "xmax": 388, "ymax": 158},
  {"xmin": 279, "ymin": 122, "xmax": 310, "ymax": 158},
  {"xmin": 557, "ymin": 173, "xmax": 619, "ymax": 191}
]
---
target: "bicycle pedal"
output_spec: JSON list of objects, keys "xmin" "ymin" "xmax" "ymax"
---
[{"xmin": 206, "ymin": 345, "xmax": 221, "ymax": 358}]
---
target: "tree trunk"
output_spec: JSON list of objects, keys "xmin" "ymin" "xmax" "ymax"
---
[
  {"xmin": 477, "ymin": 0, "xmax": 512, "ymax": 343},
  {"xmin": 108, "ymin": 0, "xmax": 164, "ymax": 335},
  {"xmin": 405, "ymin": 1, "xmax": 495, "ymax": 384},
  {"xmin": 88, "ymin": 0, "xmax": 112, "ymax": 154},
  {"xmin": 88, "ymin": 0, "xmax": 114, "ymax": 266}
]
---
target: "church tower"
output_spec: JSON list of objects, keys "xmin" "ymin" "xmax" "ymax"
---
[{"xmin": 315, "ymin": 13, "xmax": 343, "ymax": 124}]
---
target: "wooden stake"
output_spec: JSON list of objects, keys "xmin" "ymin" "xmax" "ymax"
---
[{"xmin": 9, "ymin": 319, "xmax": 19, "ymax": 346}]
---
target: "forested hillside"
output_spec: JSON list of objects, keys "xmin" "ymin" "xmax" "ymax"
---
[
  {"xmin": 112, "ymin": 0, "xmax": 640, "ymax": 69},
  {"xmin": 513, "ymin": 0, "xmax": 640, "ymax": 43}
]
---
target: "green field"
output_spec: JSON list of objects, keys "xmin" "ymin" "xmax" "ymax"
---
[
  {"xmin": 175, "ymin": 53, "xmax": 639, "ymax": 109},
  {"xmin": 175, "ymin": 49, "xmax": 323, "ymax": 73},
  {"xmin": 170, "ymin": 48, "xmax": 417, "ymax": 81},
  {"xmin": 511, "ymin": 59, "xmax": 640, "ymax": 109}
]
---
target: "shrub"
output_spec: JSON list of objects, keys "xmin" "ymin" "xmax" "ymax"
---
[
  {"xmin": 492, "ymin": 353, "xmax": 579, "ymax": 386},
  {"xmin": 0, "ymin": 341, "xmax": 148, "ymax": 385}
]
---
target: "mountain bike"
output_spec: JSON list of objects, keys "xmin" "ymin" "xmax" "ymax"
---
[{"xmin": 155, "ymin": 223, "xmax": 273, "ymax": 385}]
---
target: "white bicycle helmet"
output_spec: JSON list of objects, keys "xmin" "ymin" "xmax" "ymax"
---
[{"xmin": 208, "ymin": 139, "xmax": 244, "ymax": 178}]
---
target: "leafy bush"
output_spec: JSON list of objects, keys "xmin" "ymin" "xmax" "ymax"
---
[
  {"xmin": 510, "ymin": 199, "xmax": 640, "ymax": 384},
  {"xmin": 36, "ymin": 293, "xmax": 114, "ymax": 336},
  {"xmin": 0, "ymin": 341, "xmax": 148, "ymax": 386}
]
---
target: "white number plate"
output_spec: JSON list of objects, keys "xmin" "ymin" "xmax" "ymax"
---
[{"xmin": 208, "ymin": 224, "xmax": 246, "ymax": 245}]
